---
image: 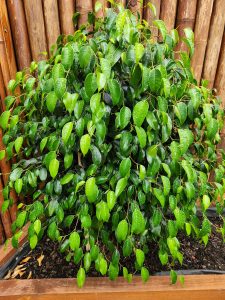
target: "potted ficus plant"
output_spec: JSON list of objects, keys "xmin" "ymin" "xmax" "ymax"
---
[{"xmin": 0, "ymin": 1, "xmax": 225, "ymax": 296}]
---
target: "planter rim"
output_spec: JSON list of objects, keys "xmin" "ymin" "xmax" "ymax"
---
[{"xmin": 1, "ymin": 275, "xmax": 225, "ymax": 299}]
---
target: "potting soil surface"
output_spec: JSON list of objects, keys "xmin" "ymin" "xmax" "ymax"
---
[{"xmin": 4, "ymin": 217, "xmax": 225, "ymax": 279}]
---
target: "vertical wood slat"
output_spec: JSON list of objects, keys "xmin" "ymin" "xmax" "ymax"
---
[
  {"xmin": 191, "ymin": 0, "xmax": 214, "ymax": 83},
  {"xmin": 0, "ymin": 64, "xmax": 6, "ymax": 112},
  {"xmin": 143, "ymin": 0, "xmax": 161, "ymax": 38},
  {"xmin": 0, "ymin": 177, "xmax": 12, "ymax": 239},
  {"xmin": 202, "ymin": 0, "xmax": 225, "ymax": 88},
  {"xmin": 24, "ymin": 0, "xmax": 47, "ymax": 61},
  {"xmin": 58, "ymin": 0, "xmax": 75, "ymax": 35},
  {"xmin": 7, "ymin": 0, "xmax": 32, "ymax": 70},
  {"xmin": 76, "ymin": 0, "xmax": 93, "ymax": 28},
  {"xmin": 0, "ymin": 129, "xmax": 18, "ymax": 222},
  {"xmin": 93, "ymin": 0, "xmax": 107, "ymax": 18},
  {"xmin": 176, "ymin": 0, "xmax": 198, "ymax": 52},
  {"xmin": 0, "ymin": 219, "xmax": 5, "ymax": 245},
  {"xmin": 160, "ymin": 0, "xmax": 177, "ymax": 32},
  {"xmin": 43, "ymin": 0, "xmax": 60, "ymax": 53},
  {"xmin": 0, "ymin": 24, "xmax": 11, "ymax": 91},
  {"xmin": 215, "ymin": 29, "xmax": 225, "ymax": 104},
  {"xmin": 0, "ymin": 0, "xmax": 17, "ymax": 79}
]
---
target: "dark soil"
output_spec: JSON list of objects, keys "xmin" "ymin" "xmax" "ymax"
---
[{"xmin": 4, "ymin": 217, "xmax": 225, "ymax": 279}]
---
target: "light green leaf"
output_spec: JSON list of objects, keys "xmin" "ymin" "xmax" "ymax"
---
[
  {"xmin": 153, "ymin": 20, "xmax": 167, "ymax": 41},
  {"xmin": 49, "ymin": 158, "xmax": 59, "ymax": 179},
  {"xmin": 63, "ymin": 93, "xmax": 78, "ymax": 114},
  {"xmin": 60, "ymin": 173, "xmax": 74, "ymax": 185},
  {"xmin": 135, "ymin": 126, "xmax": 147, "ymax": 148},
  {"xmin": 108, "ymin": 79, "xmax": 121, "ymax": 106},
  {"xmin": 62, "ymin": 122, "xmax": 73, "ymax": 144},
  {"xmin": 133, "ymin": 100, "xmax": 149, "ymax": 127},
  {"xmin": 80, "ymin": 134, "xmax": 91, "ymax": 156},
  {"xmin": 15, "ymin": 137, "xmax": 23, "ymax": 153},
  {"xmin": 115, "ymin": 177, "xmax": 127, "ymax": 197},
  {"xmin": 84, "ymin": 73, "xmax": 97, "ymax": 98}
]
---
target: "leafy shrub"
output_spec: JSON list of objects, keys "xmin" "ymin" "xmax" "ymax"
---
[{"xmin": 1, "ymin": 3, "xmax": 225, "ymax": 287}]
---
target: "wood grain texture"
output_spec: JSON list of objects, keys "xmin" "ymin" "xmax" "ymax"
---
[
  {"xmin": 1, "ymin": 275, "xmax": 225, "ymax": 299},
  {"xmin": 76, "ymin": 0, "xmax": 93, "ymax": 27},
  {"xmin": 191, "ymin": 0, "xmax": 214, "ymax": 83},
  {"xmin": 0, "ymin": 223, "xmax": 28, "ymax": 266},
  {"xmin": 6, "ymin": 0, "xmax": 31, "ymax": 70},
  {"xmin": 176, "ymin": 0, "xmax": 197, "ymax": 52},
  {"xmin": 143, "ymin": 0, "xmax": 161, "ymax": 39},
  {"xmin": 0, "ymin": 218, "xmax": 5, "ymax": 245},
  {"xmin": 0, "ymin": 176, "xmax": 12, "ymax": 240},
  {"xmin": 0, "ymin": 64, "xmax": 6, "ymax": 112},
  {"xmin": 215, "ymin": 29, "xmax": 225, "ymax": 104},
  {"xmin": 160, "ymin": 0, "xmax": 177, "ymax": 31},
  {"xmin": 0, "ymin": 24, "xmax": 11, "ymax": 90},
  {"xmin": 202, "ymin": 0, "xmax": 225, "ymax": 88},
  {"xmin": 42, "ymin": 0, "xmax": 60, "ymax": 53},
  {"xmin": 24, "ymin": 0, "xmax": 47, "ymax": 61},
  {"xmin": 0, "ymin": 0, "xmax": 17, "ymax": 79},
  {"xmin": 58, "ymin": 0, "xmax": 75, "ymax": 35}
]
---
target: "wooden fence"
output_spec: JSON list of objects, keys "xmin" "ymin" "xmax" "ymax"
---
[{"xmin": 0, "ymin": 0, "xmax": 225, "ymax": 245}]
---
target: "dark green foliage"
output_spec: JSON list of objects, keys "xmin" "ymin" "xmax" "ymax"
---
[{"xmin": 1, "ymin": 3, "xmax": 225, "ymax": 287}]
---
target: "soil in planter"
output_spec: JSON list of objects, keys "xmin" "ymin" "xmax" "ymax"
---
[{"xmin": 4, "ymin": 217, "xmax": 225, "ymax": 279}]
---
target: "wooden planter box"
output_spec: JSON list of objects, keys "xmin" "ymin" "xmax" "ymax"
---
[{"xmin": 1, "ymin": 230, "xmax": 225, "ymax": 299}]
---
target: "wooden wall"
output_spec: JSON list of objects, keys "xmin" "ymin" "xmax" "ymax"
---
[{"xmin": 0, "ymin": 0, "xmax": 225, "ymax": 244}]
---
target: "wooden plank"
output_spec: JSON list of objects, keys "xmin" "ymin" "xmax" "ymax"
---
[
  {"xmin": 0, "ymin": 129, "xmax": 18, "ymax": 222},
  {"xmin": 202, "ymin": 0, "xmax": 225, "ymax": 88},
  {"xmin": 24, "ymin": 0, "xmax": 47, "ymax": 61},
  {"xmin": 0, "ymin": 0, "xmax": 17, "ymax": 79},
  {"xmin": 215, "ymin": 29, "xmax": 225, "ymax": 104},
  {"xmin": 0, "ymin": 64, "xmax": 6, "ymax": 112},
  {"xmin": 1, "ymin": 275, "xmax": 225, "ymax": 299},
  {"xmin": 0, "ymin": 218, "xmax": 5, "ymax": 245},
  {"xmin": 7, "ymin": 0, "xmax": 32, "ymax": 70},
  {"xmin": 160, "ymin": 0, "xmax": 177, "ymax": 31},
  {"xmin": 0, "ymin": 176, "xmax": 12, "ymax": 239},
  {"xmin": 58, "ymin": 0, "xmax": 75, "ymax": 35},
  {"xmin": 143, "ymin": 0, "xmax": 161, "ymax": 39},
  {"xmin": 0, "ymin": 223, "xmax": 28, "ymax": 267},
  {"xmin": 191, "ymin": 0, "xmax": 214, "ymax": 83},
  {"xmin": 0, "ymin": 24, "xmax": 11, "ymax": 91},
  {"xmin": 176, "ymin": 0, "xmax": 197, "ymax": 53},
  {"xmin": 76, "ymin": 0, "xmax": 93, "ymax": 27},
  {"xmin": 43, "ymin": 0, "xmax": 60, "ymax": 53}
]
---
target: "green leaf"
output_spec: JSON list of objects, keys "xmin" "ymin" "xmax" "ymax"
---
[
  {"xmin": 161, "ymin": 176, "xmax": 170, "ymax": 196},
  {"xmin": 119, "ymin": 106, "xmax": 131, "ymax": 129},
  {"xmin": 100, "ymin": 58, "xmax": 111, "ymax": 79},
  {"xmin": 34, "ymin": 219, "xmax": 41, "ymax": 235},
  {"xmin": 69, "ymin": 231, "xmax": 80, "ymax": 251},
  {"xmin": 133, "ymin": 100, "xmax": 149, "ymax": 127},
  {"xmin": 63, "ymin": 93, "xmax": 78, "ymax": 114},
  {"xmin": 52, "ymin": 63, "xmax": 65, "ymax": 81},
  {"xmin": 108, "ymin": 79, "xmax": 121, "ymax": 106},
  {"xmin": 96, "ymin": 201, "xmax": 110, "ymax": 222},
  {"xmin": 170, "ymin": 270, "xmax": 177, "ymax": 284},
  {"xmin": 85, "ymin": 177, "xmax": 98, "ymax": 203},
  {"xmin": 15, "ymin": 178, "xmax": 23, "ymax": 194},
  {"xmin": 135, "ymin": 126, "xmax": 147, "ymax": 148},
  {"xmin": 149, "ymin": 69, "xmax": 162, "ymax": 93},
  {"xmin": 107, "ymin": 191, "xmax": 116, "ymax": 210},
  {"xmin": 131, "ymin": 209, "xmax": 145, "ymax": 234},
  {"xmin": 184, "ymin": 28, "xmax": 194, "ymax": 57},
  {"xmin": 169, "ymin": 141, "xmax": 181, "ymax": 162},
  {"xmin": 0, "ymin": 150, "xmax": 5, "ymax": 160},
  {"xmin": 207, "ymin": 118, "xmax": 218, "ymax": 140},
  {"xmin": 153, "ymin": 188, "xmax": 165, "ymax": 207},
  {"xmin": 115, "ymin": 177, "xmax": 127, "ymax": 197},
  {"xmin": 116, "ymin": 219, "xmax": 128, "ymax": 242},
  {"xmin": 80, "ymin": 134, "xmax": 91, "ymax": 156},
  {"xmin": 40, "ymin": 137, "xmax": 48, "ymax": 153},
  {"xmin": 153, "ymin": 20, "xmax": 167, "ymax": 41},
  {"xmin": 49, "ymin": 158, "xmax": 59, "ymax": 179},
  {"xmin": 178, "ymin": 129, "xmax": 194, "ymax": 155},
  {"xmin": 158, "ymin": 250, "xmax": 168, "ymax": 265},
  {"xmin": 174, "ymin": 102, "xmax": 187, "ymax": 125},
  {"xmin": 134, "ymin": 43, "xmax": 144, "ymax": 63},
  {"xmin": 77, "ymin": 267, "xmax": 86, "ymax": 288},
  {"xmin": 46, "ymin": 92, "xmax": 58, "ymax": 113},
  {"xmin": 141, "ymin": 267, "xmax": 149, "ymax": 283},
  {"xmin": 136, "ymin": 249, "xmax": 145, "ymax": 267},
  {"xmin": 202, "ymin": 195, "xmax": 210, "ymax": 211},
  {"xmin": 16, "ymin": 211, "xmax": 27, "ymax": 228},
  {"xmin": 119, "ymin": 158, "xmax": 131, "ymax": 177},
  {"xmin": 54, "ymin": 78, "xmax": 67, "ymax": 98},
  {"xmin": 62, "ymin": 122, "xmax": 73, "ymax": 144},
  {"xmin": 79, "ymin": 46, "xmax": 94, "ymax": 69},
  {"xmin": 61, "ymin": 45, "xmax": 74, "ymax": 69},
  {"xmin": 10, "ymin": 167, "xmax": 23, "ymax": 181},
  {"xmin": 162, "ymin": 78, "xmax": 170, "ymax": 98},
  {"xmin": 30, "ymin": 234, "xmax": 38, "ymax": 250},
  {"xmin": 96, "ymin": 72, "xmax": 106, "ymax": 91},
  {"xmin": 15, "ymin": 137, "xmax": 23, "ymax": 153},
  {"xmin": 60, "ymin": 173, "xmax": 74, "ymax": 185},
  {"xmin": 99, "ymin": 258, "xmax": 108, "ymax": 275},
  {"xmin": 0, "ymin": 110, "xmax": 10, "ymax": 130},
  {"xmin": 84, "ymin": 73, "xmax": 97, "ymax": 98}
]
